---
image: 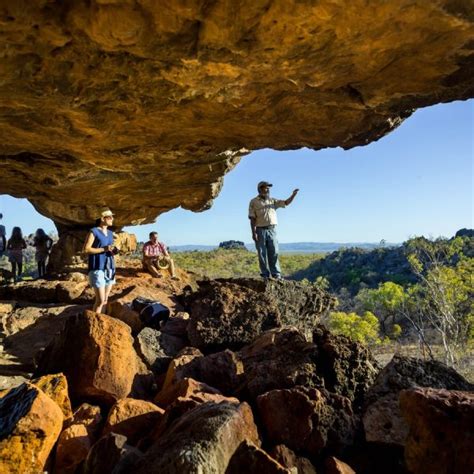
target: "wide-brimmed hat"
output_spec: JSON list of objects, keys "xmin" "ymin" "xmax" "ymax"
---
[
  {"xmin": 257, "ymin": 181, "xmax": 273, "ymax": 190},
  {"xmin": 99, "ymin": 209, "xmax": 114, "ymax": 219}
]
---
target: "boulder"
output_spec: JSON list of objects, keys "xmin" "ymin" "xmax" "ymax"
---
[
  {"xmin": 270, "ymin": 445, "xmax": 317, "ymax": 474},
  {"xmin": 400, "ymin": 388, "xmax": 474, "ymax": 474},
  {"xmin": 325, "ymin": 456, "xmax": 356, "ymax": 474},
  {"xmin": 238, "ymin": 328, "xmax": 322, "ymax": 401},
  {"xmin": 161, "ymin": 313, "xmax": 189, "ymax": 337},
  {"xmin": 32, "ymin": 373, "xmax": 73, "ymax": 422},
  {"xmin": 363, "ymin": 355, "xmax": 473, "ymax": 446},
  {"xmin": 135, "ymin": 327, "xmax": 187, "ymax": 375},
  {"xmin": 81, "ymin": 432, "xmax": 142, "ymax": 474},
  {"xmin": 133, "ymin": 402, "xmax": 259, "ymax": 473},
  {"xmin": 0, "ymin": 383, "xmax": 63, "ymax": 473},
  {"xmin": 107, "ymin": 301, "xmax": 143, "ymax": 335},
  {"xmin": 154, "ymin": 377, "xmax": 223, "ymax": 408},
  {"xmin": 312, "ymin": 325, "xmax": 379, "ymax": 409},
  {"xmin": 227, "ymin": 441, "xmax": 291, "ymax": 474},
  {"xmin": 55, "ymin": 423, "xmax": 92, "ymax": 474},
  {"xmin": 54, "ymin": 403, "xmax": 103, "ymax": 474},
  {"xmin": 184, "ymin": 278, "xmax": 336, "ymax": 351},
  {"xmin": 257, "ymin": 386, "xmax": 355, "ymax": 456},
  {"xmin": 161, "ymin": 347, "xmax": 203, "ymax": 392},
  {"xmin": 102, "ymin": 398, "xmax": 164, "ymax": 445},
  {"xmin": 36, "ymin": 310, "xmax": 152, "ymax": 406}
]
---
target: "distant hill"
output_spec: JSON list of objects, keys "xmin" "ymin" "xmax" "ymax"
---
[{"xmin": 169, "ymin": 242, "xmax": 397, "ymax": 253}]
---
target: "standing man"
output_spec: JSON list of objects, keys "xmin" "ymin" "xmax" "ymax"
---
[
  {"xmin": 249, "ymin": 181, "xmax": 299, "ymax": 279},
  {"xmin": 0, "ymin": 213, "xmax": 6, "ymax": 258}
]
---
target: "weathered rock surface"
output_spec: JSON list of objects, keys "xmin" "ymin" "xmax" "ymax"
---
[
  {"xmin": 362, "ymin": 355, "xmax": 473, "ymax": 446},
  {"xmin": 31, "ymin": 373, "xmax": 73, "ymax": 421},
  {"xmin": 154, "ymin": 377, "xmax": 223, "ymax": 409},
  {"xmin": 400, "ymin": 388, "xmax": 474, "ymax": 474},
  {"xmin": 135, "ymin": 326, "xmax": 188, "ymax": 375},
  {"xmin": 325, "ymin": 456, "xmax": 356, "ymax": 474},
  {"xmin": 0, "ymin": 383, "xmax": 63, "ymax": 474},
  {"xmin": 0, "ymin": 303, "xmax": 83, "ymax": 378},
  {"xmin": 185, "ymin": 278, "xmax": 336, "ymax": 350},
  {"xmin": 81, "ymin": 433, "xmax": 142, "ymax": 474},
  {"xmin": 133, "ymin": 402, "xmax": 260, "ymax": 473},
  {"xmin": 0, "ymin": 1, "xmax": 473, "ymax": 236},
  {"xmin": 36, "ymin": 310, "xmax": 152, "ymax": 405},
  {"xmin": 270, "ymin": 445, "xmax": 317, "ymax": 474},
  {"xmin": 257, "ymin": 386, "xmax": 355, "ymax": 456},
  {"xmin": 54, "ymin": 403, "xmax": 103, "ymax": 474},
  {"xmin": 102, "ymin": 398, "xmax": 164, "ymax": 446},
  {"xmin": 226, "ymin": 441, "xmax": 290, "ymax": 474},
  {"xmin": 312, "ymin": 325, "xmax": 379, "ymax": 409}
]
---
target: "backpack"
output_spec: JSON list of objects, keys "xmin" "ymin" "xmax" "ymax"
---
[{"xmin": 131, "ymin": 297, "xmax": 170, "ymax": 329}]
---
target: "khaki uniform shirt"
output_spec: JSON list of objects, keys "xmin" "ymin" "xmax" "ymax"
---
[{"xmin": 248, "ymin": 196, "xmax": 286, "ymax": 227}]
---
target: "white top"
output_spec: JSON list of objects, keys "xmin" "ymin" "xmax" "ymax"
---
[{"xmin": 248, "ymin": 196, "xmax": 286, "ymax": 227}]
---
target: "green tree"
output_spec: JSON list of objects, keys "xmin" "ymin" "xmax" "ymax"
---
[
  {"xmin": 327, "ymin": 311, "xmax": 381, "ymax": 346},
  {"xmin": 356, "ymin": 281, "xmax": 405, "ymax": 337},
  {"xmin": 401, "ymin": 239, "xmax": 473, "ymax": 366}
]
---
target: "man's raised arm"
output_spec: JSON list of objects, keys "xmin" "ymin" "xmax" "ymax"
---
[{"xmin": 284, "ymin": 188, "xmax": 299, "ymax": 206}]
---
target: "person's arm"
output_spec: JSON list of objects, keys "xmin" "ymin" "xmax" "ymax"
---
[
  {"xmin": 249, "ymin": 217, "xmax": 258, "ymax": 242},
  {"xmin": 83, "ymin": 232, "xmax": 108, "ymax": 254},
  {"xmin": 143, "ymin": 243, "xmax": 151, "ymax": 259},
  {"xmin": 284, "ymin": 188, "xmax": 299, "ymax": 206},
  {"xmin": 1, "ymin": 236, "xmax": 5, "ymax": 250},
  {"xmin": 47, "ymin": 237, "xmax": 53, "ymax": 250}
]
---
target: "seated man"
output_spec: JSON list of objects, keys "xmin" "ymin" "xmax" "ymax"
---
[{"xmin": 142, "ymin": 231, "xmax": 178, "ymax": 280}]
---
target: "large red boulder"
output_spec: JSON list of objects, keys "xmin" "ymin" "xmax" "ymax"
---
[
  {"xmin": 257, "ymin": 385, "xmax": 355, "ymax": 456},
  {"xmin": 400, "ymin": 388, "xmax": 474, "ymax": 474},
  {"xmin": 36, "ymin": 310, "xmax": 152, "ymax": 405}
]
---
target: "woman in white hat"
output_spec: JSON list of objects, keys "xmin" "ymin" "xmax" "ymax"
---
[{"xmin": 83, "ymin": 209, "xmax": 117, "ymax": 313}]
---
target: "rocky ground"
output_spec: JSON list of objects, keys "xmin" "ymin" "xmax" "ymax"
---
[{"xmin": 0, "ymin": 263, "xmax": 473, "ymax": 474}]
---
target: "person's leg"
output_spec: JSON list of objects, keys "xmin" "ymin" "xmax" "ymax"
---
[
  {"xmin": 103, "ymin": 283, "xmax": 114, "ymax": 311},
  {"xmin": 11, "ymin": 261, "xmax": 17, "ymax": 281},
  {"xmin": 267, "ymin": 227, "xmax": 282, "ymax": 278},
  {"xmin": 165, "ymin": 257, "xmax": 178, "ymax": 279},
  {"xmin": 256, "ymin": 227, "xmax": 270, "ymax": 278},
  {"xmin": 17, "ymin": 260, "xmax": 23, "ymax": 279},
  {"xmin": 144, "ymin": 260, "xmax": 162, "ymax": 278},
  {"xmin": 42, "ymin": 261, "xmax": 47, "ymax": 277},
  {"xmin": 93, "ymin": 286, "xmax": 106, "ymax": 313},
  {"xmin": 37, "ymin": 262, "xmax": 42, "ymax": 278}
]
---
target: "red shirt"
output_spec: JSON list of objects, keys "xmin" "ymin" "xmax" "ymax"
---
[{"xmin": 143, "ymin": 240, "xmax": 167, "ymax": 258}]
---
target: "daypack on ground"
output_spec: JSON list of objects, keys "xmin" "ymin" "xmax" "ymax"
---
[{"xmin": 132, "ymin": 297, "xmax": 170, "ymax": 328}]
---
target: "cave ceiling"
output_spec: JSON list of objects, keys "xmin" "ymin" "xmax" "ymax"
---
[{"xmin": 0, "ymin": 0, "xmax": 473, "ymax": 228}]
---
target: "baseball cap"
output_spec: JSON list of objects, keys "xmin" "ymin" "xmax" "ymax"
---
[{"xmin": 257, "ymin": 181, "xmax": 273, "ymax": 190}]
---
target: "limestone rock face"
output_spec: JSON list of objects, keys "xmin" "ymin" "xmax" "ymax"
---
[
  {"xmin": 0, "ymin": 383, "xmax": 63, "ymax": 474},
  {"xmin": 0, "ymin": 1, "xmax": 473, "ymax": 229},
  {"xmin": 400, "ymin": 388, "xmax": 474, "ymax": 474}
]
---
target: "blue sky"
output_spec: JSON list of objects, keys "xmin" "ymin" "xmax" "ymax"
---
[{"xmin": 1, "ymin": 99, "xmax": 472, "ymax": 244}]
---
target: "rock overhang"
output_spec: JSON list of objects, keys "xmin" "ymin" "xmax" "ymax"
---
[{"xmin": 0, "ymin": 0, "xmax": 473, "ymax": 228}]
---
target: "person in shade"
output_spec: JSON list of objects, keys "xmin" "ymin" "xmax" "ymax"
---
[
  {"xmin": 249, "ymin": 181, "xmax": 299, "ymax": 279},
  {"xmin": 0, "ymin": 213, "xmax": 6, "ymax": 258},
  {"xmin": 142, "ymin": 231, "xmax": 179, "ymax": 280},
  {"xmin": 7, "ymin": 226, "xmax": 27, "ymax": 282},
  {"xmin": 33, "ymin": 228, "xmax": 53, "ymax": 279},
  {"xmin": 83, "ymin": 209, "xmax": 118, "ymax": 313}
]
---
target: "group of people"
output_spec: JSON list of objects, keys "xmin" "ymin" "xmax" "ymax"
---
[
  {"xmin": 83, "ymin": 209, "xmax": 178, "ymax": 313},
  {"xmin": 0, "ymin": 214, "xmax": 53, "ymax": 281},
  {"xmin": 1, "ymin": 180, "xmax": 298, "ymax": 312}
]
